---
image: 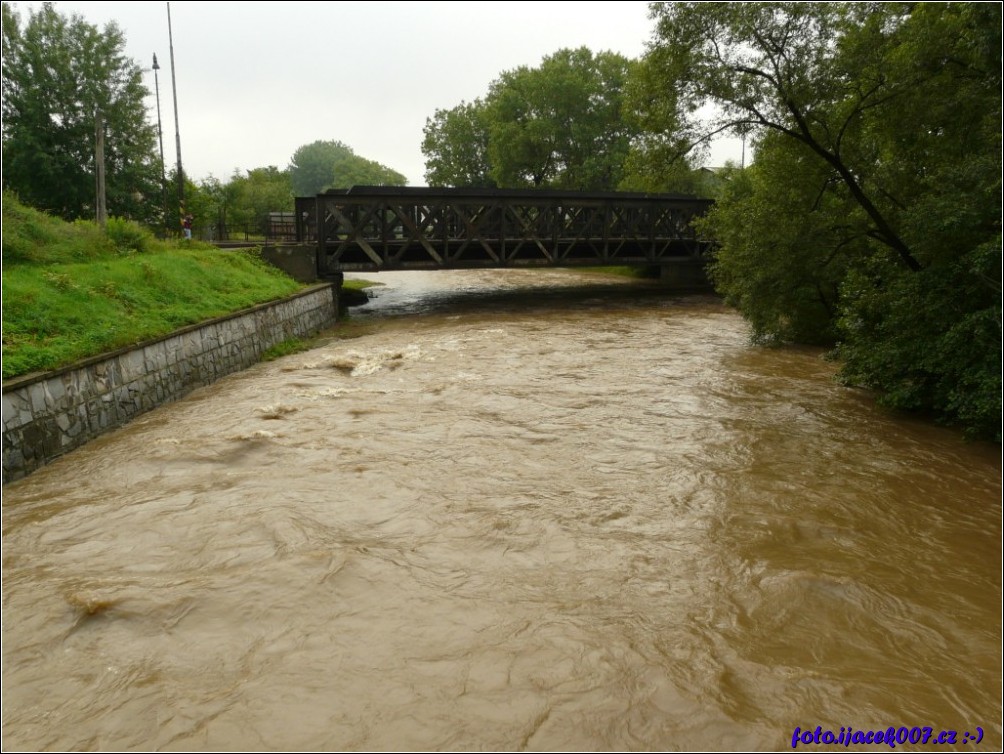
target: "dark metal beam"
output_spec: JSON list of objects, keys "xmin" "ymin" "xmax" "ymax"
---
[{"xmin": 301, "ymin": 187, "xmax": 713, "ymax": 275}]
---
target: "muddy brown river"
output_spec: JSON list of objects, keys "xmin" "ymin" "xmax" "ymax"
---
[{"xmin": 2, "ymin": 269, "xmax": 1000, "ymax": 751}]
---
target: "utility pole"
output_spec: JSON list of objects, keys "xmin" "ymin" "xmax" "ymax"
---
[
  {"xmin": 95, "ymin": 110, "xmax": 107, "ymax": 228},
  {"xmin": 153, "ymin": 53, "xmax": 168, "ymax": 235},
  {"xmin": 167, "ymin": 2, "xmax": 184, "ymax": 231}
]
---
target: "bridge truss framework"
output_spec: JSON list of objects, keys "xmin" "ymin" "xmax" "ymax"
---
[{"xmin": 294, "ymin": 187, "xmax": 714, "ymax": 276}]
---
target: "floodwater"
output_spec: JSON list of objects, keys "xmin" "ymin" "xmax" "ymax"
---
[{"xmin": 2, "ymin": 269, "xmax": 1000, "ymax": 751}]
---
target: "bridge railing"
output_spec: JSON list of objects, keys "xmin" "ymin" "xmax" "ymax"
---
[
  {"xmin": 297, "ymin": 187, "xmax": 713, "ymax": 273},
  {"xmin": 198, "ymin": 213, "xmax": 301, "ymax": 244}
]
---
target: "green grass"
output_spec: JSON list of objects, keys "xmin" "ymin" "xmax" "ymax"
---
[
  {"xmin": 261, "ymin": 337, "xmax": 313, "ymax": 361},
  {"xmin": 342, "ymin": 277, "xmax": 382, "ymax": 293},
  {"xmin": 2, "ymin": 193, "xmax": 304, "ymax": 379},
  {"xmin": 339, "ymin": 277, "xmax": 382, "ymax": 309}
]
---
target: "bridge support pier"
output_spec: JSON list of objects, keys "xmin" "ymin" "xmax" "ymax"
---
[
  {"xmin": 659, "ymin": 261, "xmax": 712, "ymax": 292},
  {"xmin": 260, "ymin": 244, "xmax": 320, "ymax": 283}
]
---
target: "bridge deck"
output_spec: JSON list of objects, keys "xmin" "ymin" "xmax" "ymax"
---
[{"xmin": 295, "ymin": 187, "xmax": 713, "ymax": 275}]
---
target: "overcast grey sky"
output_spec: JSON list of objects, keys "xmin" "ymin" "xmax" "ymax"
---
[{"xmin": 18, "ymin": 1, "xmax": 742, "ymax": 185}]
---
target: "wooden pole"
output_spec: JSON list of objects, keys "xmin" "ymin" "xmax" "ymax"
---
[{"xmin": 95, "ymin": 110, "xmax": 107, "ymax": 229}]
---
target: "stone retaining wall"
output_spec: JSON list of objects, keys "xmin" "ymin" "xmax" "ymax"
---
[{"xmin": 2, "ymin": 284, "xmax": 337, "ymax": 482}]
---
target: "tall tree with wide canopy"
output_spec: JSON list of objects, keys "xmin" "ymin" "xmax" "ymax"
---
[
  {"xmin": 650, "ymin": 2, "xmax": 930, "ymax": 268},
  {"xmin": 422, "ymin": 47, "xmax": 637, "ymax": 190},
  {"xmin": 422, "ymin": 100, "xmax": 494, "ymax": 188},
  {"xmin": 289, "ymin": 140, "xmax": 406, "ymax": 196},
  {"xmin": 2, "ymin": 2, "xmax": 160, "ymax": 223}
]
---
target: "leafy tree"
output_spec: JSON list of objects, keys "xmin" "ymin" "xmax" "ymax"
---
[
  {"xmin": 836, "ymin": 241, "xmax": 1001, "ymax": 440},
  {"xmin": 616, "ymin": 52, "xmax": 700, "ymax": 194},
  {"xmin": 649, "ymin": 2, "xmax": 1001, "ymax": 437},
  {"xmin": 289, "ymin": 139, "xmax": 405, "ymax": 196},
  {"xmin": 490, "ymin": 47, "xmax": 635, "ymax": 189},
  {"xmin": 289, "ymin": 140, "xmax": 352, "ymax": 196},
  {"xmin": 422, "ymin": 47, "xmax": 637, "ymax": 190},
  {"xmin": 1, "ymin": 2, "xmax": 160, "ymax": 224},
  {"xmin": 831, "ymin": 2, "xmax": 1002, "ymax": 438},
  {"xmin": 225, "ymin": 166, "xmax": 293, "ymax": 227},
  {"xmin": 329, "ymin": 152, "xmax": 406, "ymax": 190},
  {"xmin": 422, "ymin": 100, "xmax": 495, "ymax": 188},
  {"xmin": 649, "ymin": 2, "xmax": 927, "ymax": 270},
  {"xmin": 174, "ymin": 173, "xmax": 221, "ymax": 238},
  {"xmin": 174, "ymin": 169, "xmax": 294, "ymax": 238},
  {"xmin": 700, "ymin": 132, "xmax": 862, "ymax": 345}
]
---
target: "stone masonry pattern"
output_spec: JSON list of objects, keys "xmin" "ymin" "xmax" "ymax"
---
[{"xmin": 2, "ymin": 285, "xmax": 336, "ymax": 482}]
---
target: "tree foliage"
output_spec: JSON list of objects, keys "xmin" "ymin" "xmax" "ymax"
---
[
  {"xmin": 225, "ymin": 167, "xmax": 293, "ymax": 227},
  {"xmin": 422, "ymin": 100, "xmax": 494, "ymax": 188},
  {"xmin": 701, "ymin": 132, "xmax": 860, "ymax": 346},
  {"xmin": 289, "ymin": 139, "xmax": 406, "ymax": 196},
  {"xmin": 173, "ymin": 173, "xmax": 221, "ymax": 237},
  {"xmin": 653, "ymin": 2, "xmax": 1001, "ymax": 438},
  {"xmin": 175, "ymin": 168, "xmax": 293, "ymax": 237},
  {"xmin": 1, "ymin": 2, "xmax": 160, "ymax": 224},
  {"xmin": 329, "ymin": 151, "xmax": 406, "ymax": 190},
  {"xmin": 423, "ymin": 48, "xmax": 637, "ymax": 190},
  {"xmin": 289, "ymin": 141, "xmax": 349, "ymax": 196},
  {"xmin": 617, "ymin": 52, "xmax": 702, "ymax": 194}
]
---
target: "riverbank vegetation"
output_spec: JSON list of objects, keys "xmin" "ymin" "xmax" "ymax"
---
[
  {"xmin": 339, "ymin": 277, "xmax": 382, "ymax": 309},
  {"xmin": 421, "ymin": 3, "xmax": 1002, "ymax": 441},
  {"xmin": 2, "ymin": 194, "xmax": 303, "ymax": 379},
  {"xmin": 659, "ymin": 3, "xmax": 1001, "ymax": 441}
]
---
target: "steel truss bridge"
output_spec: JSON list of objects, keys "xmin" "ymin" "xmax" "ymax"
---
[{"xmin": 293, "ymin": 186, "xmax": 713, "ymax": 277}]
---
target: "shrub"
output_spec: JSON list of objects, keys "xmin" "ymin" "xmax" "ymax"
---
[{"xmin": 105, "ymin": 216, "xmax": 154, "ymax": 254}]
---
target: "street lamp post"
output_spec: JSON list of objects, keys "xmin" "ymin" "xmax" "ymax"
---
[
  {"xmin": 167, "ymin": 2, "xmax": 184, "ymax": 231},
  {"xmin": 152, "ymin": 53, "xmax": 168, "ymax": 235}
]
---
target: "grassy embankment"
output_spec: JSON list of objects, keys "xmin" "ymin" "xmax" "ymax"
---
[
  {"xmin": 1, "ymin": 195, "xmax": 641, "ymax": 379},
  {"xmin": 2, "ymin": 194, "xmax": 308, "ymax": 380}
]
